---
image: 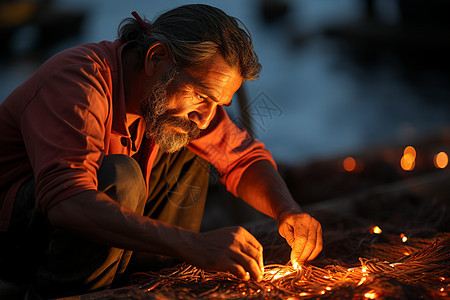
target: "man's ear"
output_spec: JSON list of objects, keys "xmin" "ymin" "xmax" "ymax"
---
[{"xmin": 144, "ymin": 43, "xmax": 171, "ymax": 76}]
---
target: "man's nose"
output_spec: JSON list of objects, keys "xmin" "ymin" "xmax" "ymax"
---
[{"xmin": 188, "ymin": 102, "xmax": 216, "ymax": 130}]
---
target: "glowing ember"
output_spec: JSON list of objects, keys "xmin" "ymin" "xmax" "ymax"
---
[
  {"xmin": 439, "ymin": 277, "xmax": 445, "ymax": 281},
  {"xmin": 358, "ymin": 277, "xmax": 367, "ymax": 286},
  {"xmin": 400, "ymin": 233, "xmax": 408, "ymax": 243},
  {"xmin": 434, "ymin": 152, "xmax": 448, "ymax": 169},
  {"xmin": 371, "ymin": 226, "xmax": 382, "ymax": 234},
  {"xmin": 343, "ymin": 156, "xmax": 356, "ymax": 172},
  {"xmin": 299, "ymin": 292, "xmax": 309, "ymax": 297},
  {"xmin": 365, "ymin": 291, "xmax": 377, "ymax": 299},
  {"xmin": 389, "ymin": 262, "xmax": 401, "ymax": 267}
]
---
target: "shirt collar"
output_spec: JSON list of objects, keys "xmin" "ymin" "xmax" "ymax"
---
[{"xmin": 111, "ymin": 39, "xmax": 132, "ymax": 137}]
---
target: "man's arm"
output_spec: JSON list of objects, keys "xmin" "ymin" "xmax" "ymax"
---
[
  {"xmin": 47, "ymin": 190, "xmax": 264, "ymax": 281},
  {"xmin": 237, "ymin": 160, "xmax": 323, "ymax": 267}
]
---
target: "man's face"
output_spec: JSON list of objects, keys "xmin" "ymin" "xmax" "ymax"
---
[{"xmin": 140, "ymin": 54, "xmax": 243, "ymax": 153}]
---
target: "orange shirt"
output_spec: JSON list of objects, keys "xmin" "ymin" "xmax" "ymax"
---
[{"xmin": 0, "ymin": 40, "xmax": 276, "ymax": 231}]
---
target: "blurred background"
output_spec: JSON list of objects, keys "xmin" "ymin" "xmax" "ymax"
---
[
  {"xmin": 1, "ymin": 0, "xmax": 450, "ymax": 228},
  {"xmin": 1, "ymin": 0, "xmax": 450, "ymax": 163}
]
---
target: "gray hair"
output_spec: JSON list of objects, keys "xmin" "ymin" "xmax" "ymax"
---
[{"xmin": 118, "ymin": 4, "xmax": 261, "ymax": 81}]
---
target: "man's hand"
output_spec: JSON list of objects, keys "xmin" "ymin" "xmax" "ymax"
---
[
  {"xmin": 186, "ymin": 226, "xmax": 264, "ymax": 282},
  {"xmin": 278, "ymin": 211, "xmax": 322, "ymax": 267}
]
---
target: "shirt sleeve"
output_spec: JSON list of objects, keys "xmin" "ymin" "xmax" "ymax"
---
[
  {"xmin": 20, "ymin": 63, "xmax": 111, "ymax": 214},
  {"xmin": 187, "ymin": 106, "xmax": 277, "ymax": 197}
]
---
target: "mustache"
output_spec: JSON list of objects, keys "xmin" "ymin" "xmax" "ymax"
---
[{"xmin": 157, "ymin": 112, "xmax": 202, "ymax": 139}]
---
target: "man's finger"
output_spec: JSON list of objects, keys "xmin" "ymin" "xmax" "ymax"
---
[
  {"xmin": 279, "ymin": 224, "xmax": 295, "ymax": 247},
  {"xmin": 236, "ymin": 228, "xmax": 264, "ymax": 272},
  {"xmin": 308, "ymin": 225, "xmax": 323, "ymax": 261},
  {"xmin": 297, "ymin": 234, "xmax": 317, "ymax": 264},
  {"xmin": 241, "ymin": 240, "xmax": 264, "ymax": 271},
  {"xmin": 225, "ymin": 262, "xmax": 249, "ymax": 280},
  {"xmin": 290, "ymin": 233, "xmax": 307, "ymax": 266},
  {"xmin": 232, "ymin": 250, "xmax": 263, "ymax": 281}
]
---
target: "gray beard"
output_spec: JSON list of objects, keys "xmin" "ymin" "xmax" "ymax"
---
[{"xmin": 140, "ymin": 67, "xmax": 202, "ymax": 153}]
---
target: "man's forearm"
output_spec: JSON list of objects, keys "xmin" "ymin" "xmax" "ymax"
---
[
  {"xmin": 237, "ymin": 160, "xmax": 323, "ymax": 265},
  {"xmin": 236, "ymin": 160, "xmax": 302, "ymax": 220},
  {"xmin": 47, "ymin": 190, "xmax": 194, "ymax": 260},
  {"xmin": 47, "ymin": 189, "xmax": 267, "ymax": 281}
]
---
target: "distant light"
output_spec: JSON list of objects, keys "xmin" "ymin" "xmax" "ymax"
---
[
  {"xmin": 404, "ymin": 146, "xmax": 416, "ymax": 159},
  {"xmin": 434, "ymin": 152, "xmax": 448, "ymax": 169},
  {"xmin": 401, "ymin": 146, "xmax": 416, "ymax": 171},
  {"xmin": 343, "ymin": 157, "xmax": 356, "ymax": 172},
  {"xmin": 400, "ymin": 154, "xmax": 415, "ymax": 171},
  {"xmin": 364, "ymin": 291, "xmax": 377, "ymax": 299}
]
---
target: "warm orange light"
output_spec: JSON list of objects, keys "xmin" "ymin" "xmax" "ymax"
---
[
  {"xmin": 401, "ymin": 146, "xmax": 416, "ymax": 171},
  {"xmin": 358, "ymin": 277, "xmax": 367, "ymax": 286},
  {"xmin": 400, "ymin": 233, "xmax": 408, "ymax": 243},
  {"xmin": 404, "ymin": 146, "xmax": 416, "ymax": 159},
  {"xmin": 400, "ymin": 154, "xmax": 415, "ymax": 171},
  {"xmin": 371, "ymin": 226, "xmax": 382, "ymax": 234},
  {"xmin": 343, "ymin": 156, "xmax": 356, "ymax": 172},
  {"xmin": 364, "ymin": 291, "xmax": 377, "ymax": 299},
  {"xmin": 299, "ymin": 292, "xmax": 309, "ymax": 297},
  {"xmin": 434, "ymin": 152, "xmax": 448, "ymax": 169}
]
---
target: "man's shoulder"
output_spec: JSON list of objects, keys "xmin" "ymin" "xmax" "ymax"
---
[{"xmin": 47, "ymin": 39, "xmax": 123, "ymax": 72}]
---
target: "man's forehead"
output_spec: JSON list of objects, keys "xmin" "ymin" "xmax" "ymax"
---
[{"xmin": 186, "ymin": 56, "xmax": 242, "ymax": 102}]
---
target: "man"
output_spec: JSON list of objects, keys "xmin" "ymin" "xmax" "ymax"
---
[{"xmin": 0, "ymin": 4, "xmax": 322, "ymax": 298}]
